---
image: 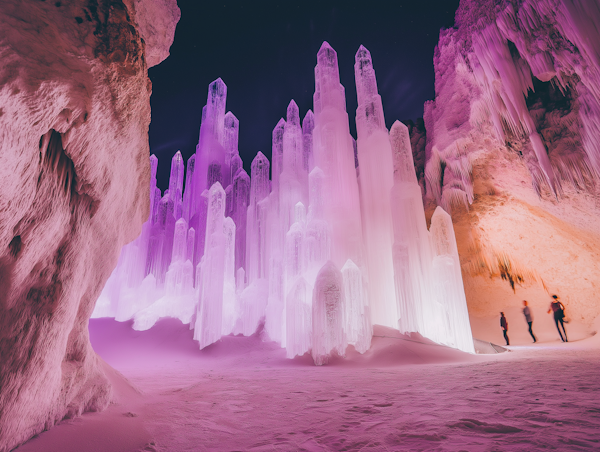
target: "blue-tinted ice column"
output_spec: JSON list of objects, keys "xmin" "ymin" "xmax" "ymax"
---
[
  {"xmin": 354, "ymin": 45, "xmax": 397, "ymax": 328},
  {"xmin": 312, "ymin": 261, "xmax": 347, "ymax": 365},
  {"xmin": 429, "ymin": 207, "xmax": 475, "ymax": 353},
  {"xmin": 194, "ymin": 182, "xmax": 227, "ymax": 349},
  {"xmin": 389, "ymin": 121, "xmax": 434, "ymax": 335}
]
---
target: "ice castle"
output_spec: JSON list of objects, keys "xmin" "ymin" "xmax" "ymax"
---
[{"xmin": 93, "ymin": 42, "xmax": 475, "ymax": 363}]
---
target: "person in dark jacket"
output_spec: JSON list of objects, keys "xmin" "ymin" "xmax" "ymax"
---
[
  {"xmin": 547, "ymin": 295, "xmax": 568, "ymax": 342},
  {"xmin": 500, "ymin": 312, "xmax": 509, "ymax": 346},
  {"xmin": 522, "ymin": 300, "xmax": 536, "ymax": 343}
]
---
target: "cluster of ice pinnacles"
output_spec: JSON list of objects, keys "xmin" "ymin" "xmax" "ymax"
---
[{"xmin": 93, "ymin": 42, "xmax": 475, "ymax": 363}]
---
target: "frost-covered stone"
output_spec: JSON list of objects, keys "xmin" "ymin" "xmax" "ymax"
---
[
  {"xmin": 424, "ymin": 0, "xmax": 600, "ymax": 325},
  {"xmin": 0, "ymin": 1, "xmax": 179, "ymax": 450}
]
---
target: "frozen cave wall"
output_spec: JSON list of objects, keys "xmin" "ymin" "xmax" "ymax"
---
[
  {"xmin": 423, "ymin": 0, "xmax": 600, "ymax": 326},
  {"xmin": 0, "ymin": 1, "xmax": 179, "ymax": 451}
]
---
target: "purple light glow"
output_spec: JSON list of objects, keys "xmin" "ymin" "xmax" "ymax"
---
[{"xmin": 92, "ymin": 43, "xmax": 475, "ymax": 362}]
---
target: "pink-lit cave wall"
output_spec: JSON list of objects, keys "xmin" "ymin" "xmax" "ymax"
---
[
  {"xmin": 422, "ymin": 0, "xmax": 600, "ymax": 331},
  {"xmin": 0, "ymin": 1, "xmax": 179, "ymax": 450}
]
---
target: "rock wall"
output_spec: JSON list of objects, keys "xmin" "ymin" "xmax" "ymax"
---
[
  {"xmin": 423, "ymin": 0, "xmax": 600, "ymax": 329},
  {"xmin": 0, "ymin": 1, "xmax": 179, "ymax": 450}
]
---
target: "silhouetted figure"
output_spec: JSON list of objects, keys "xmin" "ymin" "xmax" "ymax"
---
[
  {"xmin": 500, "ymin": 312, "xmax": 509, "ymax": 346},
  {"xmin": 522, "ymin": 300, "xmax": 536, "ymax": 343},
  {"xmin": 547, "ymin": 295, "xmax": 568, "ymax": 342}
]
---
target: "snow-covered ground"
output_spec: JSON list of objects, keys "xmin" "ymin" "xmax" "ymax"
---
[{"xmin": 18, "ymin": 318, "xmax": 600, "ymax": 452}]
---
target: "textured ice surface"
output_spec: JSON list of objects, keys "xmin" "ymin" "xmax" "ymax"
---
[
  {"xmin": 354, "ymin": 46, "xmax": 397, "ymax": 328},
  {"xmin": 311, "ymin": 261, "xmax": 347, "ymax": 365},
  {"xmin": 94, "ymin": 43, "xmax": 475, "ymax": 363}
]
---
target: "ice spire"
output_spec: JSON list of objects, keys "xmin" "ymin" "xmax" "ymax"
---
[
  {"xmin": 429, "ymin": 207, "xmax": 475, "ymax": 354},
  {"xmin": 390, "ymin": 120, "xmax": 418, "ymax": 184},
  {"xmin": 249, "ymin": 151, "xmax": 270, "ymax": 206},
  {"xmin": 354, "ymin": 45, "xmax": 396, "ymax": 327},
  {"xmin": 230, "ymin": 154, "xmax": 242, "ymax": 185},
  {"xmin": 223, "ymin": 111, "xmax": 239, "ymax": 187},
  {"xmin": 302, "ymin": 110, "xmax": 315, "ymax": 172},
  {"xmin": 195, "ymin": 78, "xmax": 228, "ymax": 203},
  {"xmin": 354, "ymin": 45, "xmax": 385, "ymax": 138},
  {"xmin": 314, "ymin": 42, "xmax": 345, "ymax": 113},
  {"xmin": 312, "ymin": 41, "xmax": 364, "ymax": 269},
  {"xmin": 246, "ymin": 152, "xmax": 270, "ymax": 284},
  {"xmin": 149, "ymin": 154, "xmax": 159, "ymax": 219},
  {"xmin": 223, "ymin": 111, "xmax": 239, "ymax": 155},
  {"xmin": 280, "ymin": 100, "xmax": 308, "ymax": 234},
  {"xmin": 271, "ymin": 118, "xmax": 286, "ymax": 193},
  {"xmin": 354, "ymin": 46, "xmax": 378, "ymax": 106},
  {"xmin": 286, "ymin": 100, "xmax": 300, "ymax": 126},
  {"xmin": 205, "ymin": 78, "xmax": 227, "ymax": 143},
  {"xmin": 171, "ymin": 218, "xmax": 188, "ymax": 262},
  {"xmin": 283, "ymin": 100, "xmax": 303, "ymax": 174},
  {"xmin": 182, "ymin": 154, "xmax": 196, "ymax": 222},
  {"xmin": 389, "ymin": 120, "xmax": 431, "ymax": 335},
  {"xmin": 194, "ymin": 182, "xmax": 227, "ymax": 349},
  {"xmin": 232, "ymin": 168, "xmax": 250, "ymax": 271},
  {"xmin": 94, "ymin": 49, "xmax": 476, "ymax": 361},
  {"xmin": 150, "ymin": 154, "xmax": 158, "ymax": 186},
  {"xmin": 169, "ymin": 151, "xmax": 184, "ymax": 199}
]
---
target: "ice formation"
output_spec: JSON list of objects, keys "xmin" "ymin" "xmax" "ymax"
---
[
  {"xmin": 93, "ymin": 42, "xmax": 475, "ymax": 362},
  {"xmin": 424, "ymin": 0, "xmax": 600, "ymax": 210}
]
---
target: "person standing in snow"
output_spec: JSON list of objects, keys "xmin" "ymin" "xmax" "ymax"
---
[
  {"xmin": 522, "ymin": 300, "xmax": 536, "ymax": 343},
  {"xmin": 500, "ymin": 312, "xmax": 509, "ymax": 346},
  {"xmin": 547, "ymin": 295, "xmax": 568, "ymax": 342}
]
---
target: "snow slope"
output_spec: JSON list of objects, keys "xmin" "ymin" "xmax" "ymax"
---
[{"xmin": 17, "ymin": 317, "xmax": 600, "ymax": 451}]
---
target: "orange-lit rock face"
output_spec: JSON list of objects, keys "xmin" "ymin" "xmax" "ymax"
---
[
  {"xmin": 0, "ymin": 1, "xmax": 179, "ymax": 450},
  {"xmin": 452, "ymin": 147, "xmax": 600, "ymax": 328},
  {"xmin": 423, "ymin": 0, "xmax": 600, "ymax": 338}
]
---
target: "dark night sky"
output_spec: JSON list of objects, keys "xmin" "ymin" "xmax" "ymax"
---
[{"xmin": 148, "ymin": 0, "xmax": 460, "ymax": 190}]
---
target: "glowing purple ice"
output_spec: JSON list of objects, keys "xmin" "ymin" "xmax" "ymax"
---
[{"xmin": 93, "ymin": 43, "xmax": 475, "ymax": 362}]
